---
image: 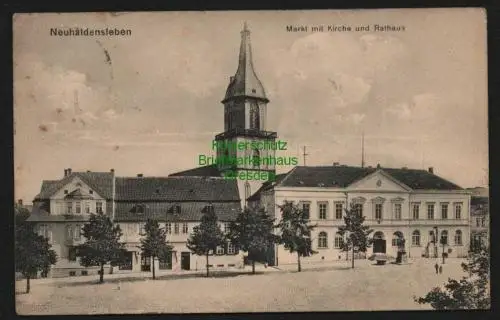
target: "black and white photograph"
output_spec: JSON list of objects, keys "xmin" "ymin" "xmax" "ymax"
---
[{"xmin": 13, "ymin": 8, "xmax": 489, "ymax": 314}]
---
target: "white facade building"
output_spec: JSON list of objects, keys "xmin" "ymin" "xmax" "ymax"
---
[{"xmin": 248, "ymin": 165, "xmax": 471, "ymax": 265}]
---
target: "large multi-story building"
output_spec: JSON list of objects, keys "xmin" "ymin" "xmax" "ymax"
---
[
  {"xmin": 467, "ymin": 187, "xmax": 489, "ymax": 250},
  {"xmin": 248, "ymin": 165, "xmax": 471, "ymax": 265},
  {"xmin": 28, "ymin": 169, "xmax": 243, "ymax": 278}
]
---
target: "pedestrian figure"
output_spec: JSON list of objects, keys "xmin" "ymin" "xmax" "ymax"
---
[
  {"xmin": 434, "ymin": 263, "xmax": 439, "ymax": 274},
  {"xmin": 439, "ymin": 265, "xmax": 443, "ymax": 274}
]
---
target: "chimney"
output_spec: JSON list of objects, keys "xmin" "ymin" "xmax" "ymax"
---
[
  {"xmin": 110, "ymin": 168, "xmax": 115, "ymax": 173},
  {"xmin": 376, "ymin": 163, "xmax": 381, "ymax": 169},
  {"xmin": 333, "ymin": 162, "xmax": 340, "ymax": 166},
  {"xmin": 67, "ymin": 168, "xmax": 72, "ymax": 175},
  {"xmin": 17, "ymin": 199, "xmax": 23, "ymax": 206},
  {"xmin": 137, "ymin": 173, "xmax": 143, "ymax": 178},
  {"xmin": 428, "ymin": 167, "xmax": 434, "ymax": 174},
  {"xmin": 64, "ymin": 169, "xmax": 68, "ymax": 177}
]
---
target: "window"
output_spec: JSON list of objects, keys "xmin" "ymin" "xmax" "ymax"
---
[
  {"xmin": 223, "ymin": 222, "xmax": 230, "ymax": 233},
  {"xmin": 429, "ymin": 230, "xmax": 435, "ymax": 243},
  {"xmin": 454, "ymin": 230, "xmax": 462, "ymax": 246},
  {"xmin": 165, "ymin": 223, "xmax": 172, "ymax": 234},
  {"xmin": 334, "ymin": 233, "xmax": 343, "ymax": 249},
  {"xmin": 227, "ymin": 243, "xmax": 235, "ymax": 255},
  {"xmin": 455, "ymin": 204, "xmax": 462, "ymax": 219},
  {"xmin": 392, "ymin": 232, "xmax": 403, "ymax": 247},
  {"xmin": 66, "ymin": 202, "xmax": 72, "ymax": 214},
  {"xmin": 252, "ymin": 149, "xmax": 260, "ymax": 168},
  {"xmin": 354, "ymin": 203, "xmax": 363, "ymax": 216},
  {"xmin": 96, "ymin": 201, "xmax": 103, "ymax": 214},
  {"xmin": 481, "ymin": 217, "xmax": 485, "ymax": 227},
  {"xmin": 174, "ymin": 205, "xmax": 181, "ymax": 214},
  {"xmin": 427, "ymin": 204, "xmax": 434, "ymax": 219},
  {"xmin": 441, "ymin": 204, "xmax": 448, "ymax": 219},
  {"xmin": 89, "ymin": 189, "xmax": 93, "ymax": 194},
  {"xmin": 68, "ymin": 247, "xmax": 77, "ymax": 262},
  {"xmin": 302, "ymin": 202, "xmax": 310, "ymax": 220},
  {"xmin": 441, "ymin": 230, "xmax": 448, "ymax": 245},
  {"xmin": 85, "ymin": 202, "xmax": 90, "ymax": 214},
  {"xmin": 249, "ymin": 101, "xmax": 260, "ymax": 130},
  {"xmin": 74, "ymin": 224, "xmax": 81, "ymax": 240},
  {"xmin": 335, "ymin": 202, "xmax": 343, "ymax": 220},
  {"xmin": 69, "ymin": 271, "xmax": 76, "ymax": 276},
  {"xmin": 66, "ymin": 225, "xmax": 73, "ymax": 239},
  {"xmin": 75, "ymin": 201, "xmax": 81, "ymax": 214},
  {"xmin": 318, "ymin": 203, "xmax": 328, "ymax": 220},
  {"xmin": 182, "ymin": 223, "xmax": 188, "ymax": 234},
  {"xmin": 174, "ymin": 223, "xmax": 179, "ymax": 235},
  {"xmin": 375, "ymin": 203, "xmax": 383, "ymax": 220},
  {"xmin": 476, "ymin": 217, "xmax": 481, "ymax": 227},
  {"xmin": 394, "ymin": 204, "xmax": 402, "ymax": 220},
  {"xmin": 38, "ymin": 224, "xmax": 49, "ymax": 238},
  {"xmin": 81, "ymin": 270, "xmax": 88, "ymax": 276},
  {"xmin": 138, "ymin": 223, "xmax": 145, "ymax": 235},
  {"xmin": 216, "ymin": 246, "xmax": 225, "ymax": 255},
  {"xmin": 412, "ymin": 230, "xmax": 421, "ymax": 246},
  {"xmin": 412, "ymin": 204, "xmax": 420, "ymax": 220},
  {"xmin": 318, "ymin": 232, "xmax": 328, "ymax": 249}
]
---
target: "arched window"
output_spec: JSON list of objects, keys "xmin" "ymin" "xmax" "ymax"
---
[
  {"xmin": 454, "ymin": 230, "xmax": 462, "ymax": 246},
  {"xmin": 392, "ymin": 231, "xmax": 404, "ymax": 247},
  {"xmin": 373, "ymin": 231, "xmax": 385, "ymax": 240},
  {"xmin": 318, "ymin": 232, "xmax": 328, "ymax": 249},
  {"xmin": 252, "ymin": 149, "xmax": 260, "ymax": 168},
  {"xmin": 334, "ymin": 233, "xmax": 343, "ymax": 249},
  {"xmin": 441, "ymin": 230, "xmax": 448, "ymax": 245},
  {"xmin": 244, "ymin": 181, "xmax": 251, "ymax": 201},
  {"xmin": 66, "ymin": 225, "xmax": 73, "ymax": 239},
  {"xmin": 412, "ymin": 230, "xmax": 420, "ymax": 246},
  {"xmin": 249, "ymin": 102, "xmax": 260, "ymax": 130}
]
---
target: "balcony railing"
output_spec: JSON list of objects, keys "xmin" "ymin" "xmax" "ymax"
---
[{"xmin": 215, "ymin": 128, "xmax": 278, "ymax": 140}]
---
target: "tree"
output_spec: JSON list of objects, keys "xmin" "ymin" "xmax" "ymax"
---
[
  {"xmin": 139, "ymin": 218, "xmax": 173, "ymax": 280},
  {"xmin": 415, "ymin": 246, "xmax": 490, "ymax": 310},
  {"xmin": 187, "ymin": 208, "xmax": 226, "ymax": 277},
  {"xmin": 76, "ymin": 212, "xmax": 126, "ymax": 283},
  {"xmin": 275, "ymin": 201, "xmax": 317, "ymax": 272},
  {"xmin": 337, "ymin": 203, "xmax": 374, "ymax": 269},
  {"xmin": 227, "ymin": 206, "xmax": 277, "ymax": 274},
  {"xmin": 15, "ymin": 204, "xmax": 57, "ymax": 293}
]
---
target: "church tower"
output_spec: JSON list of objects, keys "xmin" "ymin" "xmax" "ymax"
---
[{"xmin": 214, "ymin": 22, "xmax": 277, "ymax": 204}]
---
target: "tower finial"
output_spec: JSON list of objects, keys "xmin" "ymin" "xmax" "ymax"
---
[{"xmin": 243, "ymin": 21, "xmax": 248, "ymax": 32}]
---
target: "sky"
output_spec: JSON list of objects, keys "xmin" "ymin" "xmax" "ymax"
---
[{"xmin": 13, "ymin": 9, "xmax": 488, "ymax": 203}]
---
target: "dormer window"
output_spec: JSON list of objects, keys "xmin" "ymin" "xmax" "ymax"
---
[
  {"xmin": 175, "ymin": 205, "xmax": 181, "ymax": 214},
  {"xmin": 76, "ymin": 182, "xmax": 82, "ymax": 187},
  {"xmin": 89, "ymin": 190, "xmax": 93, "ymax": 195},
  {"xmin": 137, "ymin": 205, "xmax": 145, "ymax": 214},
  {"xmin": 206, "ymin": 204, "xmax": 215, "ymax": 214}
]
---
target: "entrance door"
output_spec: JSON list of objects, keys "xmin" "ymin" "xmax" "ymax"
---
[
  {"xmin": 119, "ymin": 251, "xmax": 133, "ymax": 270},
  {"xmin": 181, "ymin": 252, "xmax": 190, "ymax": 270},
  {"xmin": 141, "ymin": 255, "xmax": 151, "ymax": 272},
  {"xmin": 159, "ymin": 252, "xmax": 173, "ymax": 270}
]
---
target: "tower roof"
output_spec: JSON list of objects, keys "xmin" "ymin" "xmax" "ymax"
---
[{"xmin": 223, "ymin": 22, "xmax": 268, "ymax": 103}]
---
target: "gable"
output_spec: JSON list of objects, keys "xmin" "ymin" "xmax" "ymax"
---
[
  {"xmin": 51, "ymin": 176, "xmax": 105, "ymax": 200},
  {"xmin": 347, "ymin": 170, "xmax": 410, "ymax": 192}
]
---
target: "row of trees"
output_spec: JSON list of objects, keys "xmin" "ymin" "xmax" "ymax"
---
[{"xmin": 15, "ymin": 201, "xmax": 374, "ymax": 291}]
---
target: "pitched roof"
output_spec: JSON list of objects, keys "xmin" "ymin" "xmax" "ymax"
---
[
  {"xmin": 265, "ymin": 165, "xmax": 463, "ymax": 190},
  {"xmin": 114, "ymin": 201, "xmax": 241, "ymax": 222},
  {"xmin": 247, "ymin": 173, "xmax": 288, "ymax": 201},
  {"xmin": 34, "ymin": 172, "xmax": 114, "ymax": 200},
  {"xmin": 169, "ymin": 165, "xmax": 224, "ymax": 177},
  {"xmin": 115, "ymin": 176, "xmax": 240, "ymax": 201}
]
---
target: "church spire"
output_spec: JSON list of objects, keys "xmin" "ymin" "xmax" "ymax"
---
[{"xmin": 223, "ymin": 22, "xmax": 268, "ymax": 103}]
